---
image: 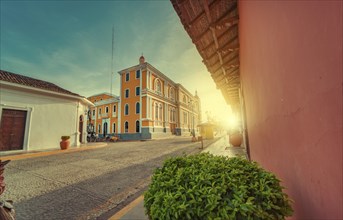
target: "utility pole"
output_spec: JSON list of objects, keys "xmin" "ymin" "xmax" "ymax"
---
[{"xmin": 110, "ymin": 26, "xmax": 114, "ymax": 96}]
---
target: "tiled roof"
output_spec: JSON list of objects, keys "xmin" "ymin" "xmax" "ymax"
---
[
  {"xmin": 0, "ymin": 70, "xmax": 81, "ymax": 97},
  {"xmin": 171, "ymin": 0, "xmax": 240, "ymax": 112}
]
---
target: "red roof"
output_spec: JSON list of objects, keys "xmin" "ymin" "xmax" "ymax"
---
[{"xmin": 0, "ymin": 70, "xmax": 80, "ymax": 97}]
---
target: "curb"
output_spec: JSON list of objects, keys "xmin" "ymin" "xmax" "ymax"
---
[
  {"xmin": 109, "ymin": 195, "xmax": 145, "ymax": 220},
  {"xmin": 0, "ymin": 143, "xmax": 108, "ymax": 161}
]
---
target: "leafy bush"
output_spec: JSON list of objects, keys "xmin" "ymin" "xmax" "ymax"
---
[
  {"xmin": 61, "ymin": 136, "xmax": 70, "ymax": 141},
  {"xmin": 144, "ymin": 153, "xmax": 293, "ymax": 220}
]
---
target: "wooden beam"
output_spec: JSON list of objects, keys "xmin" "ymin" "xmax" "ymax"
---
[
  {"xmin": 212, "ymin": 15, "xmax": 239, "ymax": 30},
  {"xmin": 205, "ymin": 32, "xmax": 238, "ymax": 60},
  {"xmin": 212, "ymin": 54, "xmax": 238, "ymax": 74}
]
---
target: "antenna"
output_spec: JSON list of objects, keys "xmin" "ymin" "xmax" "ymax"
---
[{"xmin": 110, "ymin": 25, "xmax": 114, "ymax": 96}]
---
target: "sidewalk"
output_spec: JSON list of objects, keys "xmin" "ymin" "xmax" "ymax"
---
[
  {"xmin": 112, "ymin": 135, "xmax": 248, "ymax": 220},
  {"xmin": 0, "ymin": 142, "xmax": 108, "ymax": 161}
]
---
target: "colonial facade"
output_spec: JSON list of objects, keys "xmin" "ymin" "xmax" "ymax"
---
[
  {"xmin": 87, "ymin": 56, "xmax": 201, "ymax": 140},
  {"xmin": 87, "ymin": 93, "xmax": 119, "ymax": 137},
  {"xmin": 0, "ymin": 70, "xmax": 94, "ymax": 152}
]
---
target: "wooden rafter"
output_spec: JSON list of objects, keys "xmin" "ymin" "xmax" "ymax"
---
[{"xmin": 171, "ymin": 0, "xmax": 241, "ymax": 107}]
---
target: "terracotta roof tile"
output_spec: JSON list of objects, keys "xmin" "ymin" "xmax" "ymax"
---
[{"xmin": 0, "ymin": 70, "xmax": 80, "ymax": 97}]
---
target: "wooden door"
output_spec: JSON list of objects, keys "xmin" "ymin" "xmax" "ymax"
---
[
  {"xmin": 0, "ymin": 109, "xmax": 27, "ymax": 151},
  {"xmin": 79, "ymin": 115, "xmax": 83, "ymax": 143}
]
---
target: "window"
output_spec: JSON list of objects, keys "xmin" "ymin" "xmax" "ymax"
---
[
  {"xmin": 170, "ymin": 88, "xmax": 175, "ymax": 99},
  {"xmin": 170, "ymin": 108, "xmax": 175, "ymax": 122},
  {"xmin": 155, "ymin": 103, "xmax": 158, "ymax": 120},
  {"xmin": 136, "ymin": 70, "xmax": 140, "ymax": 78},
  {"xmin": 136, "ymin": 87, "xmax": 140, "ymax": 96},
  {"xmin": 125, "ymin": 72, "xmax": 130, "ymax": 81},
  {"xmin": 98, "ymin": 124, "xmax": 101, "ymax": 133},
  {"xmin": 125, "ymin": 104, "xmax": 129, "ymax": 115},
  {"xmin": 98, "ymin": 108, "xmax": 102, "ymax": 116},
  {"xmin": 113, "ymin": 123, "xmax": 116, "ymax": 133},
  {"xmin": 136, "ymin": 102, "xmax": 140, "ymax": 114},
  {"xmin": 155, "ymin": 79, "xmax": 162, "ymax": 94},
  {"xmin": 183, "ymin": 95, "xmax": 186, "ymax": 103},
  {"xmin": 125, "ymin": 121, "xmax": 129, "ymax": 133},
  {"xmin": 92, "ymin": 110, "xmax": 95, "ymax": 116},
  {"xmin": 136, "ymin": 120, "xmax": 140, "ymax": 133},
  {"xmin": 125, "ymin": 89, "xmax": 129, "ymax": 98},
  {"xmin": 159, "ymin": 104, "xmax": 163, "ymax": 121},
  {"xmin": 113, "ymin": 105, "xmax": 116, "ymax": 113},
  {"xmin": 105, "ymin": 106, "xmax": 109, "ymax": 113}
]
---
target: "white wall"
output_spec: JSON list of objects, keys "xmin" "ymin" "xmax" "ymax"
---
[{"xmin": 0, "ymin": 87, "xmax": 88, "ymax": 151}]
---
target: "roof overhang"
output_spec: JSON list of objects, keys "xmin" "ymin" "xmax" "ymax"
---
[
  {"xmin": 171, "ymin": 0, "xmax": 240, "ymax": 112},
  {"xmin": 0, "ymin": 80, "xmax": 94, "ymax": 107}
]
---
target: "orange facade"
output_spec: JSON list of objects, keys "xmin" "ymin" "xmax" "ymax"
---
[
  {"xmin": 87, "ymin": 56, "xmax": 201, "ymax": 140},
  {"xmin": 120, "ymin": 68, "xmax": 141, "ymax": 133}
]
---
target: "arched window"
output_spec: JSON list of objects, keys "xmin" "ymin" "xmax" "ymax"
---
[
  {"xmin": 159, "ymin": 104, "xmax": 163, "ymax": 121},
  {"xmin": 170, "ymin": 88, "xmax": 175, "ymax": 99},
  {"xmin": 169, "ymin": 108, "xmax": 172, "ymax": 122},
  {"xmin": 170, "ymin": 108, "xmax": 175, "ymax": 122},
  {"xmin": 125, "ymin": 121, "xmax": 129, "ymax": 133},
  {"xmin": 155, "ymin": 103, "xmax": 158, "ymax": 120},
  {"xmin": 136, "ymin": 120, "xmax": 140, "ymax": 133},
  {"xmin": 136, "ymin": 102, "xmax": 140, "ymax": 114},
  {"xmin": 155, "ymin": 79, "xmax": 162, "ymax": 94},
  {"xmin": 173, "ymin": 108, "xmax": 176, "ymax": 122},
  {"xmin": 125, "ymin": 104, "xmax": 129, "ymax": 115}
]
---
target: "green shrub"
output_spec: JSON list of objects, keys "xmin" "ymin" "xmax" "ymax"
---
[
  {"xmin": 144, "ymin": 153, "xmax": 293, "ymax": 220},
  {"xmin": 61, "ymin": 136, "xmax": 70, "ymax": 141}
]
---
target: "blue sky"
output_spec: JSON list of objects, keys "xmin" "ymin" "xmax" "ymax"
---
[{"xmin": 1, "ymin": 0, "xmax": 232, "ymax": 123}]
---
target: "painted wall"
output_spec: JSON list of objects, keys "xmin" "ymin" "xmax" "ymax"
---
[
  {"xmin": 239, "ymin": 1, "xmax": 342, "ymax": 219},
  {"xmin": 88, "ymin": 94, "xmax": 113, "ymax": 103},
  {"xmin": 0, "ymin": 87, "xmax": 88, "ymax": 150},
  {"xmin": 120, "ymin": 69, "xmax": 140, "ymax": 133}
]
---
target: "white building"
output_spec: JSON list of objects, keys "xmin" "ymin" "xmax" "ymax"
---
[{"xmin": 0, "ymin": 70, "xmax": 94, "ymax": 152}]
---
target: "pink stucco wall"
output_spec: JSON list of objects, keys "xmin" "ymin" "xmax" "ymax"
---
[{"xmin": 239, "ymin": 1, "xmax": 342, "ymax": 219}]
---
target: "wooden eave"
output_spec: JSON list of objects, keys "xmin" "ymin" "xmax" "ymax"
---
[{"xmin": 171, "ymin": 0, "xmax": 240, "ymax": 109}]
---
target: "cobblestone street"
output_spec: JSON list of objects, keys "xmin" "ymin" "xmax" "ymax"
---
[{"xmin": 1, "ymin": 136, "xmax": 219, "ymax": 220}]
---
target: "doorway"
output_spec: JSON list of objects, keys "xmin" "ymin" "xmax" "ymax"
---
[
  {"xmin": 0, "ymin": 109, "xmax": 27, "ymax": 151},
  {"xmin": 79, "ymin": 115, "xmax": 83, "ymax": 143},
  {"xmin": 103, "ymin": 122, "xmax": 108, "ymax": 137}
]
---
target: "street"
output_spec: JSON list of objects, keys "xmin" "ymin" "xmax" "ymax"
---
[{"xmin": 1, "ymin": 137, "xmax": 218, "ymax": 220}]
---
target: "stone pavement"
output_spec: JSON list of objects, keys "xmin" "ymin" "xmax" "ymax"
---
[
  {"xmin": 111, "ymin": 135, "xmax": 248, "ymax": 220},
  {"xmin": 0, "ymin": 135, "xmax": 246, "ymax": 220},
  {"xmin": 1, "ymin": 136, "xmax": 229, "ymax": 219}
]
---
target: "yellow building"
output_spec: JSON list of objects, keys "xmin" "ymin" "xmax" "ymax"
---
[
  {"xmin": 87, "ymin": 93, "xmax": 119, "ymax": 137},
  {"xmin": 88, "ymin": 56, "xmax": 201, "ymax": 140}
]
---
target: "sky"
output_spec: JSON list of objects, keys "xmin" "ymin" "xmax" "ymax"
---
[{"xmin": 1, "ymin": 0, "xmax": 233, "ymax": 124}]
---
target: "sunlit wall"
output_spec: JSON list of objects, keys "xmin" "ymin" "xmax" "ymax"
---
[{"xmin": 239, "ymin": 1, "xmax": 342, "ymax": 219}]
